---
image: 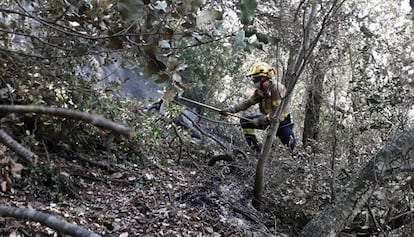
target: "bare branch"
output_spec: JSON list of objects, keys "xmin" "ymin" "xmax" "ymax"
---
[
  {"xmin": 290, "ymin": 0, "xmax": 346, "ymax": 94},
  {"xmin": 0, "ymin": 46, "xmax": 47, "ymax": 59},
  {"xmin": 0, "ymin": 205, "xmax": 101, "ymax": 237},
  {"xmin": 0, "ymin": 105, "xmax": 133, "ymax": 138},
  {"xmin": 0, "ymin": 129, "xmax": 38, "ymax": 164},
  {"xmin": 170, "ymin": 30, "xmax": 240, "ymax": 50},
  {"xmin": 0, "ymin": 28, "xmax": 75, "ymax": 51},
  {"xmin": 0, "ymin": 45, "xmax": 127, "ymax": 59}
]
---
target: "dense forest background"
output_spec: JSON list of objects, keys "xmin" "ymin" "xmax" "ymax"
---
[{"xmin": 1, "ymin": 0, "xmax": 413, "ymax": 236}]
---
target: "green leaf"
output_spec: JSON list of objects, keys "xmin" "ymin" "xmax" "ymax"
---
[
  {"xmin": 190, "ymin": 0, "xmax": 205, "ymax": 10},
  {"xmin": 240, "ymin": 0, "xmax": 258, "ymax": 25},
  {"xmin": 244, "ymin": 43, "xmax": 253, "ymax": 53},
  {"xmin": 256, "ymin": 32, "xmax": 269, "ymax": 44},
  {"xmin": 166, "ymin": 56, "xmax": 180, "ymax": 70},
  {"xmin": 244, "ymin": 28, "xmax": 257, "ymax": 37},
  {"xmin": 108, "ymin": 37, "xmax": 123, "ymax": 49},
  {"xmin": 117, "ymin": 0, "xmax": 144, "ymax": 21},
  {"xmin": 155, "ymin": 73, "xmax": 170, "ymax": 83},
  {"xmin": 75, "ymin": 43, "xmax": 89, "ymax": 54},
  {"xmin": 251, "ymin": 41, "xmax": 263, "ymax": 50},
  {"xmin": 245, "ymin": 40, "xmax": 263, "ymax": 51},
  {"xmin": 142, "ymin": 43, "xmax": 158, "ymax": 57},
  {"xmin": 163, "ymin": 85, "xmax": 178, "ymax": 104},
  {"xmin": 161, "ymin": 27, "xmax": 174, "ymax": 40},
  {"xmin": 235, "ymin": 30, "xmax": 245, "ymax": 43},
  {"xmin": 370, "ymin": 123, "xmax": 384, "ymax": 129},
  {"xmin": 146, "ymin": 60, "xmax": 166, "ymax": 75},
  {"xmin": 182, "ymin": 21, "xmax": 194, "ymax": 29}
]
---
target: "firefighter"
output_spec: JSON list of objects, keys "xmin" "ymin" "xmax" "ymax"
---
[{"xmin": 221, "ymin": 63, "xmax": 297, "ymax": 152}]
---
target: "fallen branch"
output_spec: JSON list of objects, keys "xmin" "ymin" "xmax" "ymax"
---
[
  {"xmin": 69, "ymin": 152, "xmax": 120, "ymax": 173},
  {"xmin": 0, "ymin": 105, "xmax": 134, "ymax": 138},
  {"xmin": 0, "ymin": 129, "xmax": 37, "ymax": 164},
  {"xmin": 0, "ymin": 205, "xmax": 101, "ymax": 237}
]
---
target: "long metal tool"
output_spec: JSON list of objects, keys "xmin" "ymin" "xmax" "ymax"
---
[{"xmin": 177, "ymin": 96, "xmax": 254, "ymax": 122}]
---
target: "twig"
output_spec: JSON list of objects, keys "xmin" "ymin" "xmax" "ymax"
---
[
  {"xmin": 366, "ymin": 203, "xmax": 382, "ymax": 234},
  {"xmin": 231, "ymin": 203, "xmax": 260, "ymax": 223},
  {"xmin": 0, "ymin": 105, "xmax": 133, "ymax": 138},
  {"xmin": 70, "ymin": 170, "xmax": 134, "ymax": 185},
  {"xmin": 0, "ymin": 205, "xmax": 101, "ymax": 237},
  {"xmin": 179, "ymin": 111, "xmax": 227, "ymax": 149},
  {"xmin": 0, "ymin": 129, "xmax": 38, "ymax": 164},
  {"xmin": 172, "ymin": 124, "xmax": 184, "ymax": 162},
  {"xmin": 389, "ymin": 210, "xmax": 414, "ymax": 222},
  {"xmin": 69, "ymin": 153, "xmax": 120, "ymax": 173},
  {"xmin": 41, "ymin": 140, "xmax": 50, "ymax": 162},
  {"xmin": 148, "ymin": 159, "xmax": 186, "ymax": 182}
]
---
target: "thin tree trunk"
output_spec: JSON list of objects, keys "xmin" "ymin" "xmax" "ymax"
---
[
  {"xmin": 253, "ymin": 2, "xmax": 319, "ymax": 209},
  {"xmin": 252, "ymin": 104, "xmax": 283, "ymax": 209},
  {"xmin": 299, "ymin": 128, "xmax": 414, "ymax": 237},
  {"xmin": 302, "ymin": 66, "xmax": 324, "ymax": 146},
  {"xmin": 252, "ymin": 0, "xmax": 345, "ymax": 209},
  {"xmin": 330, "ymin": 83, "xmax": 338, "ymax": 202}
]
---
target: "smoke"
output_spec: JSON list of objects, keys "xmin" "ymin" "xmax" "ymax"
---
[{"xmin": 101, "ymin": 63, "xmax": 164, "ymax": 102}]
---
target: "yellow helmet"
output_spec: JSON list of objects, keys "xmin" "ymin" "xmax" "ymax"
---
[{"xmin": 248, "ymin": 63, "xmax": 275, "ymax": 79}]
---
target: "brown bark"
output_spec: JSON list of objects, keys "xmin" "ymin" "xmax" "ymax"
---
[
  {"xmin": 302, "ymin": 66, "xmax": 324, "ymax": 146},
  {"xmin": 0, "ymin": 129, "xmax": 38, "ymax": 164},
  {"xmin": 252, "ymin": 105, "xmax": 282, "ymax": 209},
  {"xmin": 0, "ymin": 205, "xmax": 101, "ymax": 237},
  {"xmin": 299, "ymin": 128, "xmax": 414, "ymax": 237}
]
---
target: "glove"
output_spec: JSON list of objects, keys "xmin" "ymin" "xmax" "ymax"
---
[
  {"xmin": 220, "ymin": 107, "xmax": 234, "ymax": 116},
  {"xmin": 252, "ymin": 115, "xmax": 271, "ymax": 126},
  {"xmin": 251, "ymin": 118, "xmax": 261, "ymax": 126}
]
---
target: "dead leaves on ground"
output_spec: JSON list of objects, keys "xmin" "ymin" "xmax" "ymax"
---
[{"xmin": 0, "ymin": 145, "xmax": 24, "ymax": 193}]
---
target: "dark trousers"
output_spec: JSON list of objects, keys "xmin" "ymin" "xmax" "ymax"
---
[{"xmin": 240, "ymin": 114, "xmax": 297, "ymax": 152}]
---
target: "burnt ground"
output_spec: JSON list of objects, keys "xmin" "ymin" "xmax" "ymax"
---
[
  {"xmin": 0, "ymin": 138, "xmax": 337, "ymax": 237},
  {"xmin": 0, "ymin": 105, "xmax": 412, "ymax": 237}
]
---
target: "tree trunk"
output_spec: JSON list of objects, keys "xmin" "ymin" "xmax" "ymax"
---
[
  {"xmin": 253, "ymin": 2, "xmax": 320, "ymax": 209},
  {"xmin": 252, "ymin": 0, "xmax": 344, "ymax": 210},
  {"xmin": 302, "ymin": 65, "xmax": 324, "ymax": 146},
  {"xmin": 299, "ymin": 128, "xmax": 414, "ymax": 237},
  {"xmin": 252, "ymin": 104, "xmax": 283, "ymax": 210}
]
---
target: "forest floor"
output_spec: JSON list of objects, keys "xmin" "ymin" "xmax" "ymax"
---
[{"xmin": 0, "ymin": 131, "xmax": 348, "ymax": 237}]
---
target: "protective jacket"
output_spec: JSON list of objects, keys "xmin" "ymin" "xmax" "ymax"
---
[{"xmin": 231, "ymin": 81, "xmax": 290, "ymax": 119}]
